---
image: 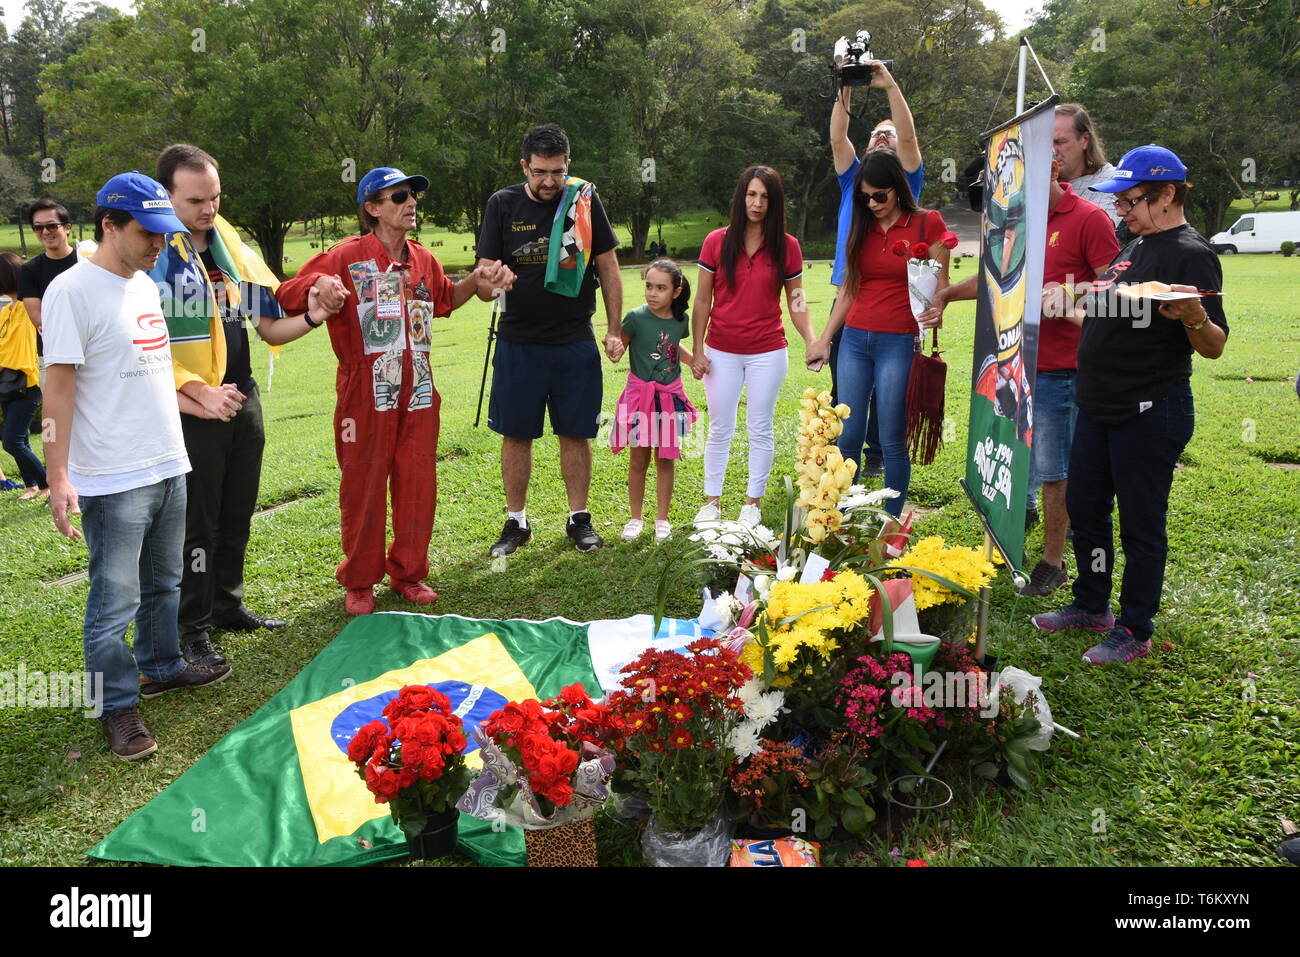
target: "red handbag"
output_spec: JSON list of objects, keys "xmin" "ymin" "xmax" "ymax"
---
[{"xmin": 905, "ymin": 326, "xmax": 946, "ymax": 465}]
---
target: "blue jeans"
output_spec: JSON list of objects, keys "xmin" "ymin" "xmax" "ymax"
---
[
  {"xmin": 81, "ymin": 476, "xmax": 189, "ymax": 717},
  {"xmin": 828, "ymin": 320, "xmax": 881, "ymax": 460},
  {"xmin": 1067, "ymin": 385, "xmax": 1195, "ymax": 642},
  {"xmin": 1026, "ymin": 370, "xmax": 1077, "ymax": 510},
  {"xmin": 835, "ymin": 327, "xmax": 916, "ymax": 517},
  {"xmin": 1, "ymin": 387, "xmax": 47, "ymax": 489}
]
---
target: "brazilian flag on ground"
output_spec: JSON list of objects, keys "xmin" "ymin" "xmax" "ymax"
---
[{"xmin": 89, "ymin": 611, "xmax": 707, "ymax": 867}]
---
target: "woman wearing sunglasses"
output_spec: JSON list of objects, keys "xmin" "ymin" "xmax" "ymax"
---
[{"xmin": 806, "ymin": 150, "xmax": 949, "ymax": 517}]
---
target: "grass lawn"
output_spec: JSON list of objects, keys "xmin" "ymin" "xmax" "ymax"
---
[{"xmin": 0, "ymin": 255, "xmax": 1296, "ymax": 867}]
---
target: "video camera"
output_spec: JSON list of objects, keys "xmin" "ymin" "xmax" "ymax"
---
[{"xmin": 833, "ymin": 31, "xmax": 893, "ymax": 87}]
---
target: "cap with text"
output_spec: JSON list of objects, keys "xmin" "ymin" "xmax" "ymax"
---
[
  {"xmin": 96, "ymin": 171, "xmax": 189, "ymax": 235},
  {"xmin": 1091, "ymin": 145, "xmax": 1188, "ymax": 193},
  {"xmin": 357, "ymin": 167, "xmax": 430, "ymax": 205}
]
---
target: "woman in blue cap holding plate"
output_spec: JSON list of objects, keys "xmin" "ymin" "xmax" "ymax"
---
[{"xmin": 1030, "ymin": 145, "xmax": 1228, "ymax": 664}]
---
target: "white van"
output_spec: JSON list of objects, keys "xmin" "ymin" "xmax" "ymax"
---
[{"xmin": 1209, "ymin": 210, "xmax": 1300, "ymax": 254}]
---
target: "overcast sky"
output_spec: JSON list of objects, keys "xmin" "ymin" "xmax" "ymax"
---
[{"xmin": 5, "ymin": 0, "xmax": 1043, "ymax": 36}]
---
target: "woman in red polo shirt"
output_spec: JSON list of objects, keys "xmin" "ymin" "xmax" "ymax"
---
[
  {"xmin": 689, "ymin": 165, "xmax": 815, "ymax": 526},
  {"xmin": 806, "ymin": 151, "xmax": 949, "ymax": 517}
]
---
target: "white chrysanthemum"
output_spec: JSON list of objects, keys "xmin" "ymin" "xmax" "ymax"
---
[
  {"xmin": 738, "ymin": 677, "xmax": 766, "ymax": 708},
  {"xmin": 752, "ymin": 524, "xmax": 779, "ymax": 549},
  {"xmin": 745, "ymin": 691, "xmax": 786, "ymax": 728},
  {"xmin": 728, "ymin": 724, "xmax": 762, "ymax": 760}
]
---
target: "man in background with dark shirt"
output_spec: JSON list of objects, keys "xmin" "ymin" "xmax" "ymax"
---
[
  {"xmin": 476, "ymin": 124, "xmax": 624, "ymax": 557},
  {"xmin": 19, "ymin": 198, "xmax": 79, "ymax": 365},
  {"xmin": 152, "ymin": 144, "xmax": 332, "ymax": 665}
]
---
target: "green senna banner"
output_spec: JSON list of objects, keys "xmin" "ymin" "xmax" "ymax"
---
[{"xmin": 967, "ymin": 101, "xmax": 1056, "ymax": 569}]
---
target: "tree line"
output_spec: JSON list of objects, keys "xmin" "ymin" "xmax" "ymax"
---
[{"xmin": 1, "ymin": 0, "xmax": 1296, "ymax": 275}]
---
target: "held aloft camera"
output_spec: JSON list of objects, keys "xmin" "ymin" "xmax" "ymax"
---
[{"xmin": 833, "ymin": 31, "xmax": 893, "ymax": 87}]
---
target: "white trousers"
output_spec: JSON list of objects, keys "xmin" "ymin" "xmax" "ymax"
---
[{"xmin": 702, "ymin": 345, "xmax": 789, "ymax": 500}]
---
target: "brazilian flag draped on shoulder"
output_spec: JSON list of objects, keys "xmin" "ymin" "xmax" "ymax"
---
[
  {"xmin": 148, "ymin": 214, "xmax": 283, "ymax": 389},
  {"xmin": 543, "ymin": 176, "xmax": 594, "ymax": 298},
  {"xmin": 89, "ymin": 611, "xmax": 709, "ymax": 867}
]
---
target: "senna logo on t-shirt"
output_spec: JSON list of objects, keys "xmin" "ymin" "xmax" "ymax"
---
[{"xmin": 132, "ymin": 313, "xmax": 169, "ymax": 351}]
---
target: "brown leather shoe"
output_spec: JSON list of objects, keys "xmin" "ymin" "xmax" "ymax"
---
[
  {"xmin": 102, "ymin": 707, "xmax": 158, "ymax": 761},
  {"xmin": 139, "ymin": 661, "xmax": 232, "ymax": 699}
]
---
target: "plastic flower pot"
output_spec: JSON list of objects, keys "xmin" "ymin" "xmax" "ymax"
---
[
  {"xmin": 524, "ymin": 818, "xmax": 599, "ymax": 867},
  {"xmin": 406, "ymin": 808, "xmax": 459, "ymax": 861},
  {"xmin": 642, "ymin": 810, "xmax": 733, "ymax": 867}
]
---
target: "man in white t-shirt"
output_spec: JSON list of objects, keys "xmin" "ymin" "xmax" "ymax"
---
[
  {"xmin": 42, "ymin": 171, "xmax": 233, "ymax": 761},
  {"xmin": 1054, "ymin": 104, "xmax": 1120, "ymax": 227}
]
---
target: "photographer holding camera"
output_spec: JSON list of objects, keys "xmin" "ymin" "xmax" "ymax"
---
[{"xmin": 828, "ymin": 41, "xmax": 924, "ymax": 478}]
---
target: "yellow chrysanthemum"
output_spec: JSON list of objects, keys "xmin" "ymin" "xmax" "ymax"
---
[{"xmin": 895, "ymin": 536, "xmax": 998, "ymax": 610}]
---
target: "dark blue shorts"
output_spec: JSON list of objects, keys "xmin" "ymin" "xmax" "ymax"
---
[{"xmin": 488, "ymin": 338, "xmax": 603, "ymax": 440}]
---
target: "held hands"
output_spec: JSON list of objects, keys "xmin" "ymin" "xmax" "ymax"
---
[
  {"xmin": 603, "ymin": 332, "xmax": 625, "ymax": 363},
  {"xmin": 691, "ymin": 352, "xmax": 711, "ymax": 379},
  {"xmin": 805, "ymin": 339, "xmax": 829, "ymax": 373},
  {"xmin": 49, "ymin": 478, "xmax": 82, "ymax": 541},
  {"xmin": 312, "ymin": 274, "xmax": 349, "ymax": 316},
  {"xmin": 475, "ymin": 260, "xmax": 516, "ymax": 299}
]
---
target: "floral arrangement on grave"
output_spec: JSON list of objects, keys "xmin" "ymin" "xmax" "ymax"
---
[
  {"xmin": 893, "ymin": 535, "xmax": 999, "ymax": 641},
  {"xmin": 606, "ymin": 639, "xmax": 782, "ymax": 833},
  {"xmin": 347, "ymin": 685, "xmax": 472, "ymax": 839},
  {"xmin": 456, "ymin": 684, "xmax": 620, "ymax": 828}
]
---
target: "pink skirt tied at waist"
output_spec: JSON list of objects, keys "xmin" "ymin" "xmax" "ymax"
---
[{"xmin": 610, "ymin": 371, "xmax": 698, "ymax": 459}]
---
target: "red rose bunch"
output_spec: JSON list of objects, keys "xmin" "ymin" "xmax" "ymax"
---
[
  {"xmin": 891, "ymin": 239, "xmax": 910, "ymax": 257},
  {"xmin": 910, "ymin": 242, "xmax": 931, "ymax": 261},
  {"xmin": 347, "ymin": 685, "xmax": 470, "ymax": 812},
  {"xmin": 939, "ymin": 230, "xmax": 960, "ymax": 250},
  {"xmin": 482, "ymin": 683, "xmax": 619, "ymax": 811}
]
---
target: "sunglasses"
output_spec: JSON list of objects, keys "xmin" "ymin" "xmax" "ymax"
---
[
  {"xmin": 384, "ymin": 189, "xmax": 422, "ymax": 205},
  {"xmin": 858, "ymin": 188, "xmax": 894, "ymax": 204},
  {"xmin": 1113, "ymin": 188, "xmax": 1160, "ymax": 214},
  {"xmin": 32, "ymin": 222, "xmax": 69, "ymax": 233}
]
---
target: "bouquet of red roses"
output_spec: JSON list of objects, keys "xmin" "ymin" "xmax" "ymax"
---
[
  {"xmin": 347, "ymin": 685, "xmax": 471, "ymax": 839},
  {"xmin": 606, "ymin": 637, "xmax": 752, "ymax": 833},
  {"xmin": 894, "ymin": 230, "xmax": 960, "ymax": 325},
  {"xmin": 457, "ymin": 683, "xmax": 620, "ymax": 828}
]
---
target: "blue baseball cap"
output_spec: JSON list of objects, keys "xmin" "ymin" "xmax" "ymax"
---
[
  {"xmin": 1092, "ymin": 145, "xmax": 1188, "ymax": 192},
  {"xmin": 95, "ymin": 171, "xmax": 189, "ymax": 234},
  {"xmin": 356, "ymin": 167, "xmax": 430, "ymax": 204}
]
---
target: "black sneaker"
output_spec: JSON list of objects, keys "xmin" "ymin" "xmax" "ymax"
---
[
  {"xmin": 182, "ymin": 633, "xmax": 227, "ymax": 668},
  {"xmin": 491, "ymin": 518, "xmax": 532, "ymax": 557},
  {"xmin": 565, "ymin": 512, "xmax": 603, "ymax": 552},
  {"xmin": 1017, "ymin": 559, "xmax": 1069, "ymax": 597}
]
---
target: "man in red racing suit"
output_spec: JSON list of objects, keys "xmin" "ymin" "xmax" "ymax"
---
[{"xmin": 277, "ymin": 166, "xmax": 513, "ymax": 614}]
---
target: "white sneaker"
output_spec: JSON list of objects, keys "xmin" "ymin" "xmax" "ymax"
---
[
  {"xmin": 621, "ymin": 519, "xmax": 645, "ymax": 541},
  {"xmin": 654, "ymin": 520, "xmax": 672, "ymax": 542},
  {"xmin": 738, "ymin": 503, "xmax": 762, "ymax": 527},
  {"xmin": 694, "ymin": 502, "xmax": 721, "ymax": 524}
]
